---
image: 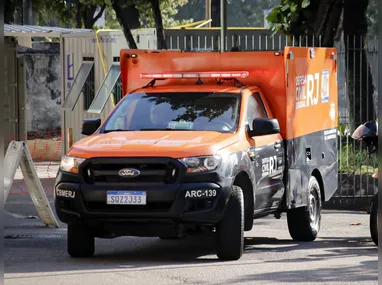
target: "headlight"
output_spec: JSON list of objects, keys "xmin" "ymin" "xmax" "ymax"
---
[
  {"xmin": 179, "ymin": 155, "xmax": 221, "ymax": 173},
  {"xmin": 59, "ymin": 155, "xmax": 85, "ymax": 174}
]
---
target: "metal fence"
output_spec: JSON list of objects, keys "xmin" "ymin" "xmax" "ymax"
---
[
  {"xmin": 162, "ymin": 31, "xmax": 378, "ymax": 209},
  {"xmin": 334, "ymin": 35, "xmax": 378, "ymax": 209}
]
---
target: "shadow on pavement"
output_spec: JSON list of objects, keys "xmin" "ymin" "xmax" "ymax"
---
[
  {"xmin": 4, "ymin": 230, "xmax": 378, "ymax": 277},
  {"xmin": 228, "ymin": 260, "xmax": 377, "ymax": 283}
]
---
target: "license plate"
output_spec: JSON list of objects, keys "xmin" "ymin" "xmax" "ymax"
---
[{"xmin": 106, "ymin": 191, "xmax": 147, "ymax": 205}]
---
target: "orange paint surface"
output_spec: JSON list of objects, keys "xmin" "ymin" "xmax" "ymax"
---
[
  {"xmin": 67, "ymin": 47, "xmax": 338, "ymax": 159},
  {"xmin": 120, "ymin": 47, "xmax": 337, "ymax": 140}
]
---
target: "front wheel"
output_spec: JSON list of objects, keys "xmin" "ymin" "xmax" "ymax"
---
[
  {"xmin": 216, "ymin": 185, "xmax": 244, "ymax": 261},
  {"xmin": 370, "ymin": 193, "xmax": 378, "ymax": 246},
  {"xmin": 287, "ymin": 176, "xmax": 322, "ymax": 241}
]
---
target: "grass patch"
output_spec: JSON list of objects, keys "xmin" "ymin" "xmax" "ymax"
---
[{"xmin": 339, "ymin": 142, "xmax": 378, "ymax": 175}]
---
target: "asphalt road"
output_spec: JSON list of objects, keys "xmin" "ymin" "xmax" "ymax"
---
[{"xmin": 4, "ymin": 164, "xmax": 378, "ymax": 285}]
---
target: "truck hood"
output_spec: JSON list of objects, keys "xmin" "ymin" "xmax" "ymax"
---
[{"xmin": 68, "ymin": 131, "xmax": 238, "ymax": 159}]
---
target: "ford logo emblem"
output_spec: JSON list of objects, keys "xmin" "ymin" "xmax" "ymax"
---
[{"xmin": 118, "ymin": 168, "xmax": 140, "ymax": 178}]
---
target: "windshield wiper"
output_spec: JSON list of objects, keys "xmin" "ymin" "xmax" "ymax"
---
[
  {"xmin": 102, "ymin": 129, "xmax": 127, "ymax": 133},
  {"xmin": 139, "ymin": 128, "xmax": 193, "ymax": 131}
]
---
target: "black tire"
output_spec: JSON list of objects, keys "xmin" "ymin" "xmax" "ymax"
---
[
  {"xmin": 216, "ymin": 185, "xmax": 244, "ymax": 261},
  {"xmin": 287, "ymin": 176, "xmax": 322, "ymax": 241},
  {"xmin": 370, "ymin": 193, "xmax": 378, "ymax": 246},
  {"xmin": 67, "ymin": 222, "xmax": 95, "ymax": 258}
]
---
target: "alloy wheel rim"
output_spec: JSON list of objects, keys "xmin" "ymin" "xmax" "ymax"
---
[{"xmin": 309, "ymin": 192, "xmax": 319, "ymax": 230}]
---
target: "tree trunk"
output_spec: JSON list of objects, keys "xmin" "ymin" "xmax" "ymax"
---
[
  {"xmin": 81, "ymin": 4, "xmax": 106, "ymax": 29},
  {"xmin": 82, "ymin": 5, "xmax": 97, "ymax": 29},
  {"xmin": 5, "ymin": 0, "xmax": 17, "ymax": 24},
  {"xmin": 343, "ymin": 0, "xmax": 376, "ymax": 129},
  {"xmin": 120, "ymin": 2, "xmax": 140, "ymax": 30},
  {"xmin": 312, "ymin": 0, "xmax": 343, "ymax": 47},
  {"xmin": 111, "ymin": 0, "xmax": 138, "ymax": 49},
  {"xmin": 150, "ymin": 0, "xmax": 167, "ymax": 50},
  {"xmin": 290, "ymin": 0, "xmax": 342, "ymax": 47},
  {"xmin": 74, "ymin": 0, "xmax": 83, "ymax": 28},
  {"xmin": 210, "ymin": 0, "xmax": 220, "ymax": 27}
]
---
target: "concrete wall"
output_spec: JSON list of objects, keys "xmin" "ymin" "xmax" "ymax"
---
[{"xmin": 17, "ymin": 42, "xmax": 61, "ymax": 133}]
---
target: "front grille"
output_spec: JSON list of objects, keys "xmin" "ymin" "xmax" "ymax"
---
[
  {"xmin": 80, "ymin": 158, "xmax": 181, "ymax": 185},
  {"xmin": 85, "ymin": 201, "xmax": 173, "ymax": 213}
]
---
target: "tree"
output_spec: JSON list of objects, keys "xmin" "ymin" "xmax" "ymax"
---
[
  {"xmin": 177, "ymin": 0, "xmax": 281, "ymax": 28},
  {"xmin": 211, "ymin": 0, "xmax": 220, "ymax": 27},
  {"xmin": 150, "ymin": 0, "xmax": 167, "ymax": 49},
  {"xmin": 266, "ymin": 0, "xmax": 343, "ymax": 46},
  {"xmin": 110, "ymin": 0, "xmax": 139, "ymax": 49},
  {"xmin": 5, "ymin": 0, "xmax": 17, "ymax": 24},
  {"xmin": 5, "ymin": 0, "xmax": 107, "ymax": 29},
  {"xmin": 343, "ymin": 0, "xmax": 376, "ymax": 127},
  {"xmin": 266, "ymin": 0, "xmax": 376, "ymax": 128},
  {"xmin": 174, "ymin": 0, "xmax": 204, "ymax": 23},
  {"xmin": 366, "ymin": 0, "xmax": 378, "ymax": 37},
  {"xmin": 136, "ymin": 0, "xmax": 189, "ymax": 28},
  {"xmin": 75, "ymin": 0, "xmax": 107, "ymax": 29},
  {"xmin": 104, "ymin": 5, "xmax": 122, "ymax": 29},
  {"xmin": 113, "ymin": 0, "xmax": 190, "ymax": 49}
]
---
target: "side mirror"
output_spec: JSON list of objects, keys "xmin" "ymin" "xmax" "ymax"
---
[
  {"xmin": 81, "ymin": 118, "xmax": 101, "ymax": 136},
  {"xmin": 248, "ymin": 118, "xmax": 280, "ymax": 137}
]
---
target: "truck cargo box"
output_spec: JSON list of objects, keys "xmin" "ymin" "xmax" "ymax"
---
[
  {"xmin": 120, "ymin": 47, "xmax": 338, "ymax": 141},
  {"xmin": 120, "ymin": 47, "xmax": 339, "ymax": 202}
]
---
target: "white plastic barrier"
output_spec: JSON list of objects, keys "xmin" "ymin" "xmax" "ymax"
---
[{"xmin": 4, "ymin": 141, "xmax": 59, "ymax": 228}]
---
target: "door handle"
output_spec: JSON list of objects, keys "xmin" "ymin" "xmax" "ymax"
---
[{"xmin": 274, "ymin": 141, "xmax": 282, "ymax": 149}]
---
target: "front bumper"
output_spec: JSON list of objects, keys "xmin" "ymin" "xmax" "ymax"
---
[{"xmin": 54, "ymin": 169, "xmax": 234, "ymax": 227}]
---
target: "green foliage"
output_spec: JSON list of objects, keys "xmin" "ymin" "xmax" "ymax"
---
[
  {"xmin": 175, "ymin": 0, "xmax": 280, "ymax": 27},
  {"xmin": 226, "ymin": 0, "xmax": 281, "ymax": 27},
  {"xmin": 136, "ymin": 0, "xmax": 192, "ymax": 28},
  {"xmin": 104, "ymin": 5, "xmax": 121, "ymax": 29},
  {"xmin": 366, "ymin": 0, "xmax": 378, "ymax": 37},
  {"xmin": 338, "ymin": 122, "xmax": 347, "ymax": 137},
  {"xmin": 173, "ymin": 0, "xmax": 203, "ymax": 23},
  {"xmin": 266, "ymin": 0, "xmax": 310, "ymax": 35},
  {"xmin": 33, "ymin": 0, "xmax": 74, "ymax": 26},
  {"xmin": 33, "ymin": 0, "xmax": 108, "ymax": 28},
  {"xmin": 36, "ymin": 0, "xmax": 194, "ymax": 29},
  {"xmin": 338, "ymin": 116, "xmax": 378, "ymax": 175},
  {"xmin": 339, "ymin": 142, "xmax": 377, "ymax": 174}
]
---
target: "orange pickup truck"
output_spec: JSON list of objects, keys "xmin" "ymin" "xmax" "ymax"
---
[{"xmin": 55, "ymin": 47, "xmax": 339, "ymax": 261}]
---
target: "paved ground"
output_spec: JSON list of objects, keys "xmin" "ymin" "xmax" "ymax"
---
[{"xmin": 4, "ymin": 163, "xmax": 378, "ymax": 285}]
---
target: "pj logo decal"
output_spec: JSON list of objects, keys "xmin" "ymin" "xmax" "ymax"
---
[{"xmin": 262, "ymin": 156, "xmax": 277, "ymax": 177}]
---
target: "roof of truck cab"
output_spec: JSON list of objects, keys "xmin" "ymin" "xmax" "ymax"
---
[{"xmin": 131, "ymin": 84, "xmax": 248, "ymax": 94}]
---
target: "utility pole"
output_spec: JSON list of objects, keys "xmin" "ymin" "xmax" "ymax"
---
[{"xmin": 220, "ymin": 0, "xmax": 227, "ymax": 52}]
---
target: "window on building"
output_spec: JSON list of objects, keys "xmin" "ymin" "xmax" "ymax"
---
[
  {"xmin": 87, "ymin": 62, "xmax": 121, "ymax": 114},
  {"xmin": 82, "ymin": 57, "xmax": 95, "ymax": 110},
  {"xmin": 62, "ymin": 57, "xmax": 94, "ymax": 111}
]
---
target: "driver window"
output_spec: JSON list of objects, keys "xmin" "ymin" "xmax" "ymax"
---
[{"xmin": 246, "ymin": 92, "xmax": 267, "ymax": 130}]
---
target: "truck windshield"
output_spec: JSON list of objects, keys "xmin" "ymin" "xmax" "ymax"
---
[{"xmin": 102, "ymin": 92, "xmax": 241, "ymax": 133}]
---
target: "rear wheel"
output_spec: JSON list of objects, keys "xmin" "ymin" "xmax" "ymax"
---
[
  {"xmin": 370, "ymin": 193, "xmax": 378, "ymax": 246},
  {"xmin": 67, "ymin": 222, "xmax": 95, "ymax": 258},
  {"xmin": 216, "ymin": 185, "xmax": 244, "ymax": 261},
  {"xmin": 287, "ymin": 176, "xmax": 322, "ymax": 241}
]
